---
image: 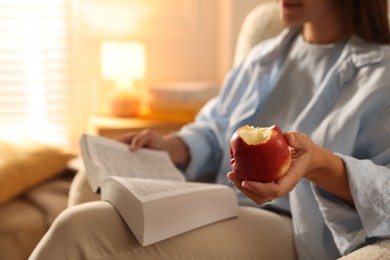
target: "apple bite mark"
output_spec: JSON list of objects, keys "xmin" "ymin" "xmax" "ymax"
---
[
  {"xmin": 229, "ymin": 125, "xmax": 292, "ymax": 183},
  {"xmin": 236, "ymin": 125, "xmax": 272, "ymax": 145}
]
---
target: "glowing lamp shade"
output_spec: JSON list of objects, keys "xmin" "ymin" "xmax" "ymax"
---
[
  {"xmin": 101, "ymin": 41, "xmax": 145, "ymax": 87},
  {"xmin": 101, "ymin": 41, "xmax": 146, "ymax": 117}
]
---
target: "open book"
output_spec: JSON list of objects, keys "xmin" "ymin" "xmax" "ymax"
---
[{"xmin": 79, "ymin": 134, "xmax": 239, "ymax": 246}]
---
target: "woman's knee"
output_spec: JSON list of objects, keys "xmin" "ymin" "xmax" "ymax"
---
[
  {"xmin": 30, "ymin": 201, "xmax": 120, "ymax": 260},
  {"xmin": 53, "ymin": 201, "xmax": 121, "ymax": 242}
]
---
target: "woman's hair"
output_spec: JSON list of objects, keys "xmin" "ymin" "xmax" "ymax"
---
[{"xmin": 342, "ymin": 0, "xmax": 390, "ymax": 44}]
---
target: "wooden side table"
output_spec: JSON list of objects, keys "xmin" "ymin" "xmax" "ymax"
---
[{"xmin": 87, "ymin": 114, "xmax": 192, "ymax": 138}]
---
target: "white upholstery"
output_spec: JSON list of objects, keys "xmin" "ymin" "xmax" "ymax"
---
[
  {"xmin": 234, "ymin": 1, "xmax": 284, "ymax": 66},
  {"xmin": 338, "ymin": 239, "xmax": 390, "ymax": 259}
]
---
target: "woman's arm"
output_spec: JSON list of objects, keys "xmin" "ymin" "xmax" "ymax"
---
[
  {"xmin": 303, "ymin": 138, "xmax": 353, "ymax": 205},
  {"xmin": 163, "ymin": 134, "xmax": 191, "ymax": 165}
]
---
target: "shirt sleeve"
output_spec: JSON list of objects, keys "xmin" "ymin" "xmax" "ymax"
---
[
  {"xmin": 174, "ymin": 36, "xmax": 281, "ymax": 181},
  {"xmin": 174, "ymin": 45, "xmax": 271, "ymax": 181},
  {"xmin": 312, "ymin": 103, "xmax": 390, "ymax": 255},
  {"xmin": 174, "ymin": 65, "xmax": 248, "ymax": 181}
]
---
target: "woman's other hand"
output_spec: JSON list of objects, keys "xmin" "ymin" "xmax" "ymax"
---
[
  {"xmin": 115, "ymin": 129, "xmax": 168, "ymax": 151},
  {"xmin": 115, "ymin": 129, "xmax": 191, "ymax": 166}
]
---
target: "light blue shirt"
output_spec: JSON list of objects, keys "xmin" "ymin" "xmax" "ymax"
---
[
  {"xmin": 255, "ymin": 33, "xmax": 346, "ymax": 133},
  {"xmin": 176, "ymin": 27, "xmax": 390, "ymax": 259}
]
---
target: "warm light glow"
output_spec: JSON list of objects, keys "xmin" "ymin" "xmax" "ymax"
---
[
  {"xmin": 101, "ymin": 41, "xmax": 146, "ymax": 87},
  {"xmin": 101, "ymin": 41, "xmax": 146, "ymax": 117}
]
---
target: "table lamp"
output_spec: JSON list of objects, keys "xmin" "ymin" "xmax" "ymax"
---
[{"xmin": 101, "ymin": 41, "xmax": 146, "ymax": 117}]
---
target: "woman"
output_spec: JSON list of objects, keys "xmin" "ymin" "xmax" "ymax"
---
[{"xmin": 30, "ymin": 0, "xmax": 390, "ymax": 259}]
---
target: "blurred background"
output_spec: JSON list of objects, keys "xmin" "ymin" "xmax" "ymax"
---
[{"xmin": 0, "ymin": 0, "xmax": 270, "ymax": 149}]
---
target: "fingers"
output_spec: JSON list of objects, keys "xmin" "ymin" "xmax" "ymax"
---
[
  {"xmin": 227, "ymin": 172, "xmax": 279, "ymax": 205},
  {"xmin": 128, "ymin": 129, "xmax": 158, "ymax": 151},
  {"xmin": 114, "ymin": 129, "xmax": 163, "ymax": 151},
  {"xmin": 284, "ymin": 131, "xmax": 318, "ymax": 175},
  {"xmin": 284, "ymin": 132, "xmax": 312, "ymax": 151},
  {"xmin": 115, "ymin": 132, "xmax": 136, "ymax": 144}
]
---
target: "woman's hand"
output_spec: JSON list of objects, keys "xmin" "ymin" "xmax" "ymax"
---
[
  {"xmin": 115, "ymin": 129, "xmax": 168, "ymax": 151},
  {"xmin": 227, "ymin": 132, "xmax": 353, "ymax": 205},
  {"xmin": 115, "ymin": 129, "xmax": 191, "ymax": 166},
  {"xmin": 227, "ymin": 132, "xmax": 315, "ymax": 204}
]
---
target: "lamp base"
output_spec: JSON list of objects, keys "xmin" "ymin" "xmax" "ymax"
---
[{"xmin": 107, "ymin": 86, "xmax": 140, "ymax": 117}]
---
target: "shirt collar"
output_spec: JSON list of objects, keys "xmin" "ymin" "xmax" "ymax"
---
[{"xmin": 347, "ymin": 35, "xmax": 384, "ymax": 68}]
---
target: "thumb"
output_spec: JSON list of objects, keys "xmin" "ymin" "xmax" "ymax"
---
[{"xmin": 284, "ymin": 132, "xmax": 311, "ymax": 151}]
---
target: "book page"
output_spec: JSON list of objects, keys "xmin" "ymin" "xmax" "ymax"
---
[{"xmin": 80, "ymin": 134, "xmax": 185, "ymax": 192}]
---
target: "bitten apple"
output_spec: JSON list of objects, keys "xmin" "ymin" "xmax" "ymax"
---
[{"xmin": 229, "ymin": 124, "xmax": 291, "ymax": 183}]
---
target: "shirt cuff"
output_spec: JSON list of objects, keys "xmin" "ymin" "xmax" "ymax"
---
[{"xmin": 311, "ymin": 183, "xmax": 367, "ymax": 254}]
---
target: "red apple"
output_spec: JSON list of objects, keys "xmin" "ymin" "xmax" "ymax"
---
[{"xmin": 229, "ymin": 124, "xmax": 291, "ymax": 183}]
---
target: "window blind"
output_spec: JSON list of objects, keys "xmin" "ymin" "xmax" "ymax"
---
[{"xmin": 0, "ymin": 0, "xmax": 71, "ymax": 146}]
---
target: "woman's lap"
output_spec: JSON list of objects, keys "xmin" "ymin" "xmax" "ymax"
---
[{"xmin": 30, "ymin": 201, "xmax": 296, "ymax": 260}]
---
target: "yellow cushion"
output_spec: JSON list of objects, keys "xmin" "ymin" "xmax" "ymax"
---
[{"xmin": 0, "ymin": 136, "xmax": 76, "ymax": 205}]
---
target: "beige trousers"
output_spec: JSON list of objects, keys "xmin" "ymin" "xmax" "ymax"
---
[
  {"xmin": 29, "ymin": 168, "xmax": 390, "ymax": 259},
  {"xmin": 29, "ymin": 201, "xmax": 297, "ymax": 260}
]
